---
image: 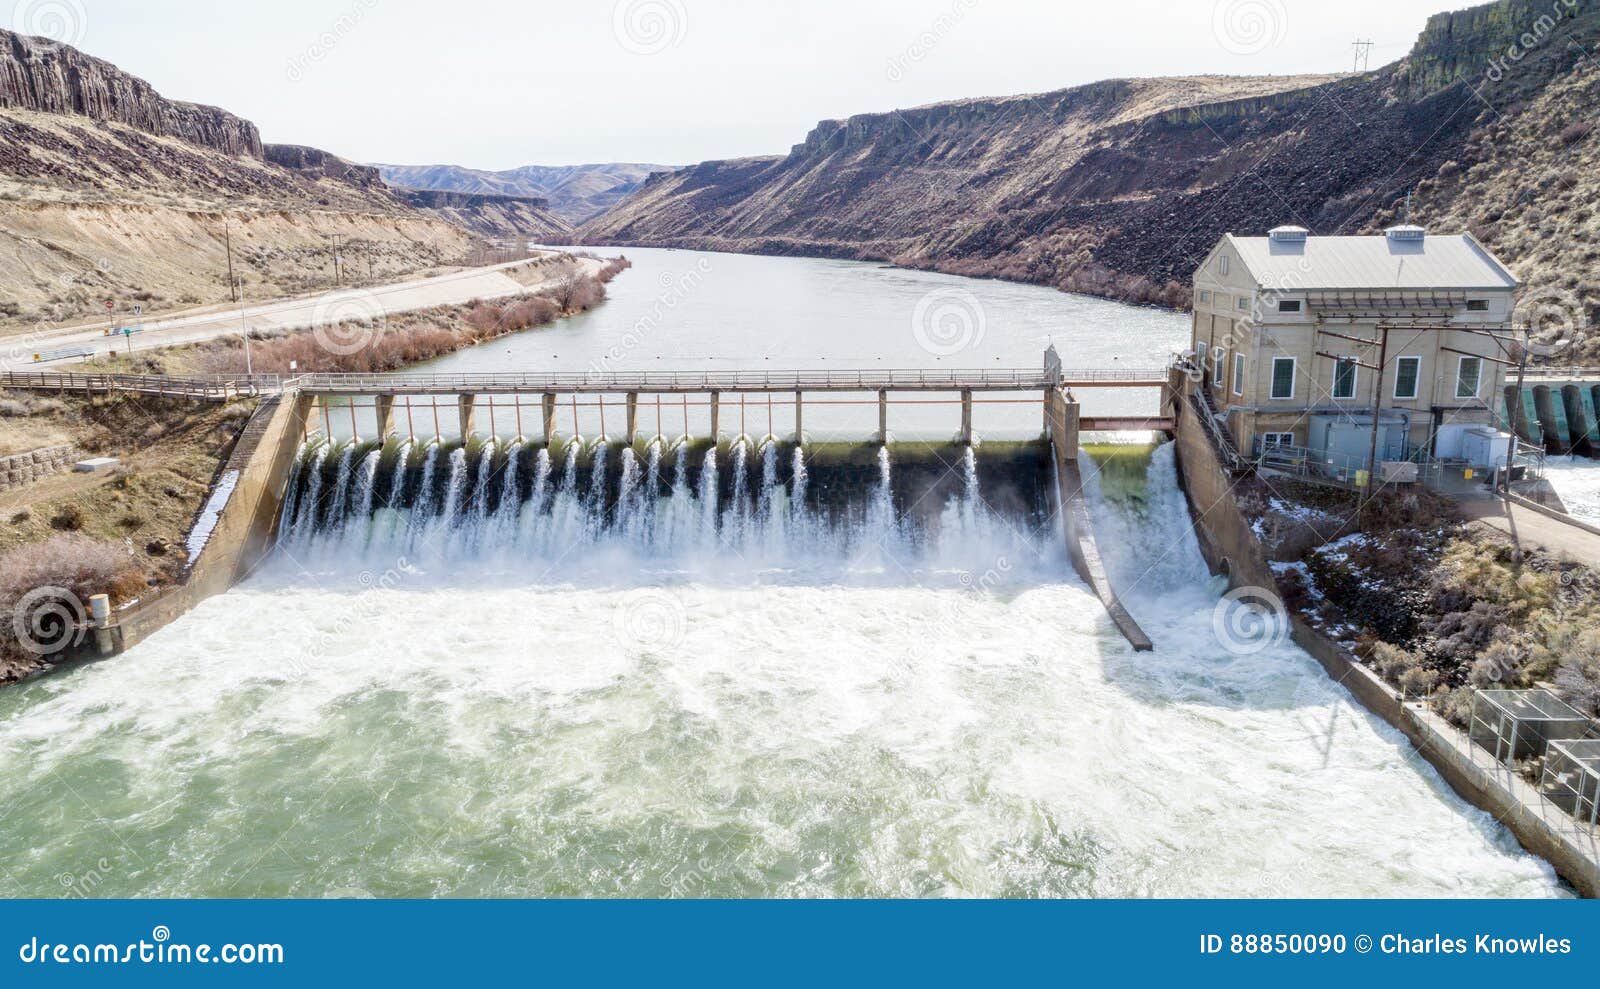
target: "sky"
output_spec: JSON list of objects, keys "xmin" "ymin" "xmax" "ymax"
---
[{"xmin": 14, "ymin": 0, "xmax": 1475, "ymax": 170}]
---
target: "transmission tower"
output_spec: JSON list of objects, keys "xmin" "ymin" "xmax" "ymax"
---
[{"xmin": 1352, "ymin": 39, "xmax": 1374, "ymax": 73}]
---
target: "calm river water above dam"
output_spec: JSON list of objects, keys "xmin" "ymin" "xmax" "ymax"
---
[{"xmin": 0, "ymin": 251, "xmax": 1566, "ymax": 897}]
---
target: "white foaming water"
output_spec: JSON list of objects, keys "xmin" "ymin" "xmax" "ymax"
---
[
  {"xmin": 0, "ymin": 442, "xmax": 1563, "ymax": 898},
  {"xmin": 1543, "ymin": 455, "xmax": 1600, "ymax": 527}
]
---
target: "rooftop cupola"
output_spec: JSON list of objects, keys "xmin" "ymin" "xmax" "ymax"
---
[
  {"xmin": 1385, "ymin": 224, "xmax": 1426, "ymax": 242},
  {"xmin": 1268, "ymin": 225, "xmax": 1309, "ymax": 243}
]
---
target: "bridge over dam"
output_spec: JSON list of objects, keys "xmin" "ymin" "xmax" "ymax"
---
[{"xmin": 5, "ymin": 356, "xmax": 1175, "ymax": 654}]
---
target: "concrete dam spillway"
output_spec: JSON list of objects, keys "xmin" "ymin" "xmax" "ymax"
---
[{"xmin": 277, "ymin": 435, "xmax": 1059, "ymax": 572}]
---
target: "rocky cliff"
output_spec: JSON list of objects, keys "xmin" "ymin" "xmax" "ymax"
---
[
  {"xmin": 264, "ymin": 144, "xmax": 385, "ymax": 190},
  {"xmin": 581, "ymin": 0, "xmax": 1599, "ymax": 348},
  {"xmin": 397, "ymin": 188, "xmax": 574, "ymax": 240},
  {"xmin": 0, "ymin": 32, "xmax": 483, "ymax": 329},
  {"xmin": 0, "ymin": 29, "xmax": 260, "ymax": 157}
]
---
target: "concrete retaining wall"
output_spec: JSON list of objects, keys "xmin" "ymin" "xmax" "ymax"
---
[
  {"xmin": 1172, "ymin": 383, "xmax": 1600, "ymax": 897},
  {"xmin": 114, "ymin": 393, "xmax": 313, "ymax": 651},
  {"xmin": 0, "ymin": 444, "xmax": 76, "ymax": 491}
]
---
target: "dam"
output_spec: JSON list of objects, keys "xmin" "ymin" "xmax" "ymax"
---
[{"xmin": 0, "ymin": 249, "xmax": 1570, "ymax": 898}]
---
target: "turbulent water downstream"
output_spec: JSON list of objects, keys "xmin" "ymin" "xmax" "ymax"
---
[{"xmin": 0, "ymin": 251, "xmax": 1567, "ymax": 897}]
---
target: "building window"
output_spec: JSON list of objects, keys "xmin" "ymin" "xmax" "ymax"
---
[
  {"xmin": 1277, "ymin": 300, "xmax": 1302, "ymax": 313},
  {"xmin": 1219, "ymin": 255, "xmax": 1229, "ymax": 275},
  {"xmin": 1212, "ymin": 347, "xmax": 1226, "ymax": 386},
  {"xmin": 1466, "ymin": 300, "xmax": 1489, "ymax": 312},
  {"xmin": 1270, "ymin": 357, "xmax": 1295, "ymax": 400},
  {"xmin": 1456, "ymin": 356, "xmax": 1482, "ymax": 398},
  {"xmin": 1232, "ymin": 354, "xmax": 1246, "ymax": 396},
  {"xmin": 1393, "ymin": 356, "xmax": 1421, "ymax": 399},
  {"xmin": 1237, "ymin": 296, "xmax": 1250, "ymax": 311},
  {"xmin": 1262, "ymin": 432, "xmax": 1295, "ymax": 450},
  {"xmin": 1332, "ymin": 357, "xmax": 1358, "ymax": 400},
  {"xmin": 1199, "ymin": 290, "xmax": 1212, "ymax": 303}
]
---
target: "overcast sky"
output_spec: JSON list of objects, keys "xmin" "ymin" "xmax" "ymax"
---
[{"xmin": 18, "ymin": 0, "xmax": 1470, "ymax": 169}]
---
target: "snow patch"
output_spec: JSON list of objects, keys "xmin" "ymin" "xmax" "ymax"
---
[{"xmin": 186, "ymin": 470, "xmax": 240, "ymax": 565}]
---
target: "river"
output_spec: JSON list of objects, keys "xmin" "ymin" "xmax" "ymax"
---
[{"xmin": 0, "ymin": 250, "xmax": 1565, "ymax": 897}]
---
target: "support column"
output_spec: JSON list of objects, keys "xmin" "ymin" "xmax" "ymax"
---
[
  {"xmin": 794, "ymin": 391, "xmax": 803, "ymax": 443},
  {"xmin": 457, "ymin": 394, "xmax": 477, "ymax": 438},
  {"xmin": 878, "ymin": 389, "xmax": 889, "ymax": 442},
  {"xmin": 1063, "ymin": 394, "xmax": 1080, "ymax": 461},
  {"xmin": 542, "ymin": 393, "xmax": 557, "ymax": 444},
  {"xmin": 709, "ymin": 391, "xmax": 721, "ymax": 440},
  {"xmin": 374, "ymin": 395, "xmax": 396, "ymax": 439},
  {"xmin": 625, "ymin": 393, "xmax": 640, "ymax": 444},
  {"xmin": 960, "ymin": 389, "xmax": 973, "ymax": 445}
]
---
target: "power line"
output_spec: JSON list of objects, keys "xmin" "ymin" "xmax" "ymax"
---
[{"xmin": 1352, "ymin": 39, "xmax": 1374, "ymax": 73}]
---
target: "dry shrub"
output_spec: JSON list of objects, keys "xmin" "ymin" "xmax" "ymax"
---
[
  {"xmin": 0, "ymin": 534, "xmax": 148, "ymax": 663},
  {"xmin": 1558, "ymin": 120, "xmax": 1593, "ymax": 145}
]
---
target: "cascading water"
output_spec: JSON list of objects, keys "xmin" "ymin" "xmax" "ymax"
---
[
  {"xmin": 278, "ymin": 438, "xmax": 1028, "ymax": 574},
  {"xmin": 290, "ymin": 444, "xmax": 328, "ymax": 537}
]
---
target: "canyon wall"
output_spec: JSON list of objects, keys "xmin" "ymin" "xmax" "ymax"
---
[
  {"xmin": 0, "ymin": 29, "xmax": 260, "ymax": 157},
  {"xmin": 581, "ymin": 0, "xmax": 1599, "ymax": 353}
]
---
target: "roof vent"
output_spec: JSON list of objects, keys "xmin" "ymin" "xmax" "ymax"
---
[
  {"xmin": 1385, "ymin": 224, "xmax": 1426, "ymax": 242},
  {"xmin": 1268, "ymin": 225, "xmax": 1309, "ymax": 243}
]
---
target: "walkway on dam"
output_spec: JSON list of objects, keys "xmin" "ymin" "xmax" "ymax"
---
[{"xmin": 1455, "ymin": 493, "xmax": 1600, "ymax": 568}]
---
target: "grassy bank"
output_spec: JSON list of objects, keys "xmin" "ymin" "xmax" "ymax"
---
[{"xmin": 0, "ymin": 390, "xmax": 255, "ymax": 681}]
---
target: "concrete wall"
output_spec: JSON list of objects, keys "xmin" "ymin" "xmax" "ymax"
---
[
  {"xmin": 1172, "ymin": 380, "xmax": 1599, "ymax": 897},
  {"xmin": 114, "ymin": 393, "xmax": 313, "ymax": 651},
  {"xmin": 0, "ymin": 444, "xmax": 76, "ymax": 491}
]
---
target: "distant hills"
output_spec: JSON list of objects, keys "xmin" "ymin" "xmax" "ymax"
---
[
  {"xmin": 579, "ymin": 0, "xmax": 1599, "ymax": 354},
  {"xmin": 375, "ymin": 162, "xmax": 669, "ymax": 225}
]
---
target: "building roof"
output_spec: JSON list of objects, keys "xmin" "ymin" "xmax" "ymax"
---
[{"xmin": 1224, "ymin": 231, "xmax": 1520, "ymax": 292}]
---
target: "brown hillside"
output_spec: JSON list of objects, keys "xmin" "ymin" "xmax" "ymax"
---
[{"xmin": 581, "ymin": 0, "xmax": 1599, "ymax": 354}]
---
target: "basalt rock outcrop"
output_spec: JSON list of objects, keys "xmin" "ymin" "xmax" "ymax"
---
[
  {"xmin": 264, "ymin": 144, "xmax": 385, "ymax": 190},
  {"xmin": 0, "ymin": 29, "xmax": 260, "ymax": 157}
]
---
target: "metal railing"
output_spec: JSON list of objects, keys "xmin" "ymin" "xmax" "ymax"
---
[
  {"xmin": 1252, "ymin": 440, "xmax": 1369, "ymax": 486},
  {"xmin": 1522, "ymin": 366, "xmax": 1600, "ymax": 380},
  {"xmin": 289, "ymin": 368, "xmax": 1169, "ymax": 394},
  {"xmin": 1, "ymin": 371, "xmax": 283, "ymax": 400},
  {"xmin": 3, "ymin": 366, "xmax": 1171, "ymax": 399},
  {"xmin": 1189, "ymin": 384, "xmax": 1246, "ymax": 472}
]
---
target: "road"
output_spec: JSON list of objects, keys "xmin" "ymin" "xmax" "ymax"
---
[{"xmin": 1, "ymin": 252, "xmax": 603, "ymax": 369}]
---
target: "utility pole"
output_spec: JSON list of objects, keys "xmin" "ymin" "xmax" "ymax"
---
[
  {"xmin": 1362, "ymin": 325, "xmax": 1391, "ymax": 517},
  {"xmin": 1352, "ymin": 39, "xmax": 1373, "ymax": 73},
  {"xmin": 223, "ymin": 217, "xmax": 238, "ymax": 303},
  {"xmin": 1503, "ymin": 336, "xmax": 1529, "ymax": 502},
  {"xmin": 235, "ymin": 279, "xmax": 253, "ymax": 379}
]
